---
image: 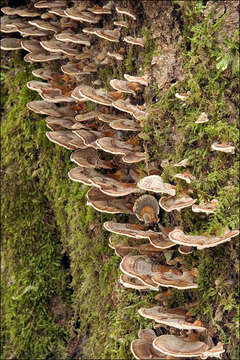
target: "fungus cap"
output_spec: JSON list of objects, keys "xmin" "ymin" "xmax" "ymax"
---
[
  {"xmin": 195, "ymin": 112, "xmax": 209, "ymax": 124},
  {"xmin": 110, "ymin": 79, "xmax": 136, "ymax": 94},
  {"xmin": 138, "ymin": 306, "xmax": 206, "ymax": 332},
  {"xmin": 64, "ymin": 8, "xmax": 101, "ymax": 23},
  {"xmin": 0, "ymin": 38, "xmax": 22, "ymax": 50},
  {"xmin": 119, "ymin": 274, "xmax": 150, "ymax": 290},
  {"xmin": 151, "ymin": 267, "xmax": 198, "ymax": 290},
  {"xmin": 115, "ymin": 7, "xmax": 136, "ymax": 20},
  {"xmin": 159, "ymin": 195, "xmax": 197, "ymax": 212},
  {"xmin": 94, "ymin": 28, "xmax": 120, "ymax": 42},
  {"xmin": 46, "ymin": 131, "xmax": 86, "ymax": 150},
  {"xmin": 133, "ymin": 195, "xmax": 159, "ymax": 224},
  {"xmin": 68, "ymin": 167, "xmax": 96, "ymax": 185},
  {"xmin": 96, "ymin": 137, "xmax": 136, "ymax": 155},
  {"xmin": 34, "ymin": 1, "xmax": 67, "ymax": 8},
  {"xmin": 124, "ymin": 73, "xmax": 149, "ymax": 86},
  {"xmin": 113, "ymin": 20, "xmax": 129, "ymax": 28},
  {"xmin": 174, "ymin": 171, "xmax": 195, "ymax": 184},
  {"xmin": 211, "ymin": 142, "xmax": 235, "ymax": 153},
  {"xmin": 122, "ymin": 152, "xmax": 146, "ymax": 164},
  {"xmin": 169, "ymin": 228, "xmax": 239, "ymax": 249},
  {"xmin": 192, "ymin": 199, "xmax": 218, "ymax": 214},
  {"xmin": 138, "ymin": 175, "xmax": 176, "ymax": 196},
  {"xmin": 131, "ymin": 339, "xmax": 167, "ymax": 359},
  {"xmin": 70, "ymin": 148, "xmax": 112, "ymax": 169},
  {"xmin": 124, "ymin": 36, "xmax": 145, "ymax": 47},
  {"xmin": 55, "ymin": 30, "xmax": 91, "ymax": 45}
]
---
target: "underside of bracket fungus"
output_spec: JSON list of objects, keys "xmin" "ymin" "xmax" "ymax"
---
[
  {"xmin": 133, "ymin": 194, "xmax": 160, "ymax": 224},
  {"xmin": 138, "ymin": 306, "xmax": 206, "ymax": 332},
  {"xmin": 153, "ymin": 335, "xmax": 224, "ymax": 359},
  {"xmin": 169, "ymin": 228, "xmax": 239, "ymax": 249},
  {"xmin": 1, "ymin": 2, "xmax": 236, "ymax": 358}
]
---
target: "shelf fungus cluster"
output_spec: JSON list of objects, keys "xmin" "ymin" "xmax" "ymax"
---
[{"xmin": 1, "ymin": 2, "xmax": 238, "ymax": 360}]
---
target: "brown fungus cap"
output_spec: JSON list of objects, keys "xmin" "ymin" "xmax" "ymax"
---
[
  {"xmin": 27, "ymin": 52, "xmax": 63, "ymax": 62},
  {"xmin": 96, "ymin": 137, "xmax": 137, "ymax": 155},
  {"xmin": 88, "ymin": 4, "xmax": 112, "ymax": 15},
  {"xmin": 73, "ymin": 129, "xmax": 103, "ymax": 149},
  {"xmin": 107, "ymin": 51, "xmax": 124, "ymax": 61},
  {"xmin": 34, "ymin": 1, "xmax": 67, "ymax": 8},
  {"xmin": 103, "ymin": 221, "xmax": 175, "ymax": 250},
  {"xmin": 46, "ymin": 131, "xmax": 87, "ymax": 150},
  {"xmin": 94, "ymin": 28, "xmax": 120, "ymax": 42},
  {"xmin": 70, "ymin": 148, "xmax": 113, "ymax": 169},
  {"xmin": 28, "ymin": 19, "xmax": 59, "ymax": 33},
  {"xmin": 32, "ymin": 68, "xmax": 60, "ymax": 81},
  {"xmin": 192, "ymin": 199, "xmax": 218, "ymax": 214},
  {"xmin": 55, "ymin": 30, "xmax": 90, "ymax": 45},
  {"xmin": 110, "ymin": 79, "xmax": 137, "ymax": 95},
  {"xmin": 86, "ymin": 187, "xmax": 135, "ymax": 214},
  {"xmin": 122, "ymin": 152, "xmax": 146, "ymax": 164},
  {"xmin": 27, "ymin": 101, "xmax": 60, "ymax": 117},
  {"xmin": 174, "ymin": 171, "xmax": 195, "ymax": 184},
  {"xmin": 113, "ymin": 20, "xmax": 129, "ymax": 28},
  {"xmin": 75, "ymin": 110, "xmax": 100, "ymax": 122},
  {"xmin": 68, "ymin": 167, "xmax": 97, "ymax": 185},
  {"xmin": 124, "ymin": 36, "xmax": 145, "ymax": 47},
  {"xmin": 64, "ymin": 8, "xmax": 101, "ymax": 23},
  {"xmin": 131, "ymin": 339, "xmax": 167, "ymax": 360},
  {"xmin": 119, "ymin": 274, "xmax": 150, "ymax": 290},
  {"xmin": 109, "ymin": 119, "xmax": 142, "ymax": 131},
  {"xmin": 138, "ymin": 175, "xmax": 176, "ymax": 196},
  {"xmin": 45, "ymin": 117, "xmax": 77, "ymax": 130},
  {"xmin": 115, "ymin": 6, "xmax": 136, "ymax": 20},
  {"xmin": 152, "ymin": 335, "xmax": 224, "ymax": 358},
  {"xmin": 138, "ymin": 306, "xmax": 206, "ymax": 332},
  {"xmin": 76, "ymin": 86, "xmax": 113, "ymax": 106},
  {"xmin": 124, "ymin": 73, "xmax": 149, "ymax": 86},
  {"xmin": 1, "ymin": 7, "xmax": 40, "ymax": 17},
  {"xmin": 159, "ymin": 195, "xmax": 197, "ymax": 212},
  {"xmin": 133, "ymin": 195, "xmax": 159, "ymax": 224},
  {"xmin": 120, "ymin": 255, "xmax": 160, "ymax": 290},
  {"xmin": 0, "ymin": 38, "xmax": 22, "ymax": 50},
  {"xmin": 169, "ymin": 228, "xmax": 239, "ymax": 249},
  {"xmin": 174, "ymin": 158, "xmax": 189, "ymax": 167},
  {"xmin": 211, "ymin": 142, "xmax": 235, "ymax": 153},
  {"xmin": 195, "ymin": 112, "xmax": 209, "ymax": 124},
  {"xmin": 151, "ymin": 266, "xmax": 198, "ymax": 290}
]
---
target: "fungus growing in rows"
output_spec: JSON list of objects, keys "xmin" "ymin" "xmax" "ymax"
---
[
  {"xmin": 46, "ymin": 131, "xmax": 87, "ymax": 150},
  {"xmin": 137, "ymin": 175, "xmax": 176, "ymax": 196},
  {"xmin": 107, "ymin": 51, "xmax": 124, "ymax": 61},
  {"xmin": 64, "ymin": 8, "xmax": 101, "ymax": 23},
  {"xmin": 0, "ymin": 38, "xmax": 22, "ymax": 50},
  {"xmin": 120, "ymin": 255, "xmax": 160, "ymax": 290},
  {"xmin": 104, "ymin": 221, "xmax": 175, "ymax": 249},
  {"xmin": 113, "ymin": 20, "xmax": 128, "ymax": 28},
  {"xmin": 68, "ymin": 167, "xmax": 97, "ymax": 185},
  {"xmin": 159, "ymin": 195, "xmax": 197, "ymax": 212},
  {"xmin": 133, "ymin": 194, "xmax": 160, "ymax": 224},
  {"xmin": 90, "ymin": 175, "xmax": 140, "ymax": 197},
  {"xmin": 86, "ymin": 187, "xmax": 135, "ymax": 214},
  {"xmin": 110, "ymin": 79, "xmax": 137, "ymax": 95},
  {"xmin": 61, "ymin": 62, "xmax": 92, "ymax": 76},
  {"xmin": 97, "ymin": 113, "xmax": 129, "ymax": 123},
  {"xmin": 210, "ymin": 142, "xmax": 235, "ymax": 153},
  {"xmin": 71, "ymin": 86, "xmax": 92, "ymax": 102},
  {"xmin": 192, "ymin": 199, "xmax": 218, "ymax": 214},
  {"xmin": 115, "ymin": 7, "xmax": 136, "ymax": 20},
  {"xmin": 122, "ymin": 152, "xmax": 146, "ymax": 164},
  {"xmin": 26, "ymin": 80, "xmax": 61, "ymax": 94},
  {"xmin": 55, "ymin": 30, "xmax": 91, "ymax": 46},
  {"xmin": 168, "ymin": 228, "xmax": 239, "ymax": 249},
  {"xmin": 174, "ymin": 158, "xmax": 189, "ymax": 167},
  {"xmin": 27, "ymin": 100, "xmax": 62, "ymax": 117},
  {"xmin": 138, "ymin": 306, "xmax": 206, "ymax": 332},
  {"xmin": 124, "ymin": 36, "xmax": 145, "ymax": 47},
  {"xmin": 96, "ymin": 137, "xmax": 137, "ymax": 155},
  {"xmin": 152, "ymin": 335, "xmax": 224, "ymax": 359},
  {"xmin": 174, "ymin": 171, "xmax": 195, "ymax": 184},
  {"xmin": 119, "ymin": 274, "xmax": 151, "ymax": 290},
  {"xmin": 108, "ymin": 236, "xmax": 162, "ymax": 258},
  {"xmin": 124, "ymin": 73, "xmax": 149, "ymax": 86},
  {"xmin": 70, "ymin": 148, "xmax": 113, "ymax": 169},
  {"xmin": 195, "ymin": 112, "xmax": 209, "ymax": 124}
]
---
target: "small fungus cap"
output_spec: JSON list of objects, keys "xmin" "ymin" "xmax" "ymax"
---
[
  {"xmin": 133, "ymin": 195, "xmax": 159, "ymax": 224},
  {"xmin": 138, "ymin": 175, "xmax": 176, "ymax": 196}
]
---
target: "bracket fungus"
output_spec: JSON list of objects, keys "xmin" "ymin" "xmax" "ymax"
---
[
  {"xmin": 169, "ymin": 228, "xmax": 239, "ymax": 249},
  {"xmin": 138, "ymin": 306, "xmax": 206, "ymax": 332},
  {"xmin": 119, "ymin": 274, "xmax": 150, "ymax": 291},
  {"xmin": 133, "ymin": 194, "xmax": 160, "ymax": 224},
  {"xmin": 137, "ymin": 175, "xmax": 176, "ymax": 196},
  {"xmin": 210, "ymin": 142, "xmax": 235, "ymax": 154},
  {"xmin": 195, "ymin": 112, "xmax": 209, "ymax": 124},
  {"xmin": 70, "ymin": 148, "xmax": 113, "ymax": 169},
  {"xmin": 115, "ymin": 7, "xmax": 136, "ymax": 20},
  {"xmin": 192, "ymin": 199, "xmax": 218, "ymax": 214},
  {"xmin": 159, "ymin": 195, "xmax": 197, "ymax": 212},
  {"xmin": 124, "ymin": 36, "xmax": 145, "ymax": 47},
  {"xmin": 152, "ymin": 335, "xmax": 224, "ymax": 359}
]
